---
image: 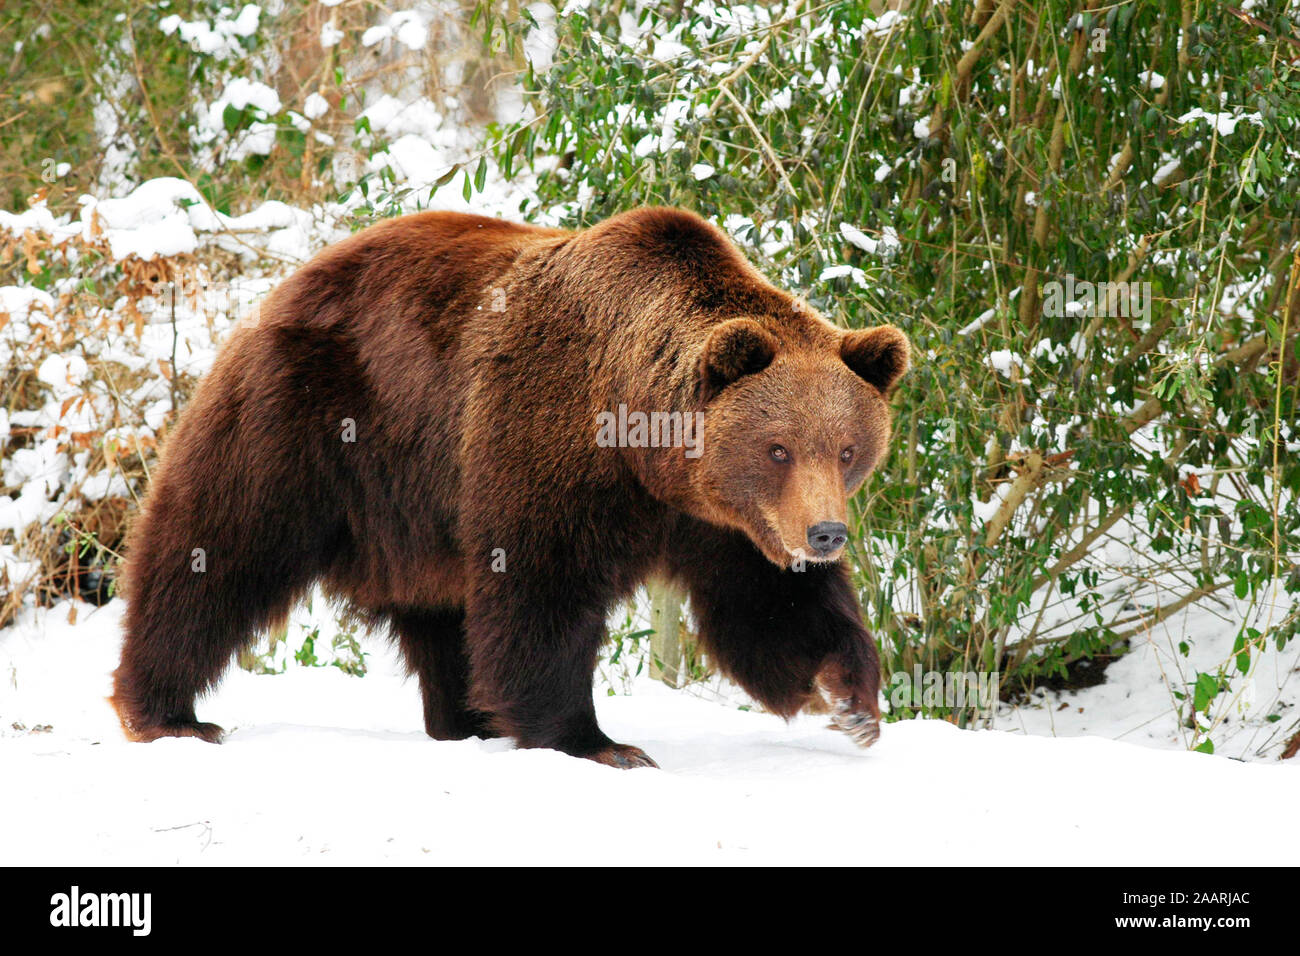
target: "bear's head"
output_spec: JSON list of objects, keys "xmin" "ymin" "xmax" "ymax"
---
[{"xmin": 691, "ymin": 318, "xmax": 910, "ymax": 567}]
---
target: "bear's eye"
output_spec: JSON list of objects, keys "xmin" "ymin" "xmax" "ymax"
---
[
  {"xmin": 840, "ymin": 447, "xmax": 854, "ymax": 464},
  {"xmin": 770, "ymin": 445, "xmax": 790, "ymax": 463}
]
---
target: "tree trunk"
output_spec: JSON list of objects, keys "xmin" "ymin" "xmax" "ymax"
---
[{"xmin": 648, "ymin": 580, "xmax": 686, "ymax": 688}]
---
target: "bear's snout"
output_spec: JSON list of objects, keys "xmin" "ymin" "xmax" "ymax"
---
[{"xmin": 806, "ymin": 521, "xmax": 848, "ymax": 556}]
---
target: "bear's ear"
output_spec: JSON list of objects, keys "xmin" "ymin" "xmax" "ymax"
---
[
  {"xmin": 841, "ymin": 325, "xmax": 911, "ymax": 393},
  {"xmin": 699, "ymin": 319, "xmax": 778, "ymax": 399}
]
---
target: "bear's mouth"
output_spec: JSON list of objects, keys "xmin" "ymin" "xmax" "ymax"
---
[
  {"xmin": 754, "ymin": 509, "xmax": 845, "ymax": 568},
  {"xmin": 786, "ymin": 544, "xmax": 845, "ymax": 565}
]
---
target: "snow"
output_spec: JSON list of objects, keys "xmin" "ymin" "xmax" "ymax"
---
[
  {"xmin": 1004, "ymin": 595, "xmax": 1300, "ymax": 758},
  {"xmin": 320, "ymin": 22, "xmax": 343, "ymax": 48},
  {"xmin": 361, "ymin": 12, "xmax": 428, "ymax": 51},
  {"xmin": 1, "ymin": 600, "xmax": 1295, "ymax": 865},
  {"xmin": 523, "ymin": 2, "xmax": 558, "ymax": 70},
  {"xmin": 303, "ymin": 92, "xmax": 330, "ymax": 120},
  {"xmin": 1177, "ymin": 108, "xmax": 1262, "ymax": 136},
  {"xmin": 216, "ymin": 76, "xmax": 282, "ymax": 116},
  {"xmin": 0, "ymin": 177, "xmax": 331, "ymax": 265},
  {"xmin": 866, "ymin": 10, "xmax": 906, "ymax": 35},
  {"xmin": 1139, "ymin": 70, "xmax": 1166, "ymax": 90},
  {"xmin": 82, "ymin": 178, "xmax": 206, "ymax": 260},
  {"xmin": 819, "ymin": 264, "xmax": 868, "ymax": 287},
  {"xmin": 0, "ymin": 487, "xmax": 57, "ymax": 536},
  {"xmin": 390, "ymin": 12, "xmax": 428, "ymax": 51},
  {"xmin": 359, "ymin": 94, "xmax": 448, "ymax": 142},
  {"xmin": 35, "ymin": 354, "xmax": 88, "ymax": 394},
  {"xmin": 375, "ymin": 134, "xmax": 446, "ymax": 188},
  {"xmin": 0, "ymin": 203, "xmax": 61, "ymax": 240},
  {"xmin": 192, "ymin": 78, "xmax": 284, "ymax": 163},
  {"xmin": 159, "ymin": 5, "xmax": 261, "ymax": 60},
  {"xmin": 838, "ymin": 222, "xmax": 900, "ymax": 257},
  {"xmin": 1153, "ymin": 157, "xmax": 1182, "ymax": 185},
  {"xmin": 958, "ymin": 307, "xmax": 997, "ymax": 336},
  {"xmin": 986, "ymin": 348, "xmax": 1024, "ymax": 377}
]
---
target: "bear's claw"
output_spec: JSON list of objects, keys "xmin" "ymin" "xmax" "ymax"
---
[
  {"xmin": 829, "ymin": 699, "xmax": 880, "ymax": 749},
  {"xmin": 124, "ymin": 719, "xmax": 225, "ymax": 744},
  {"xmin": 589, "ymin": 743, "xmax": 659, "ymax": 769}
]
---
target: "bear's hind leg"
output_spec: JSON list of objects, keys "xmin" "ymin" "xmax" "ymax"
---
[
  {"xmin": 389, "ymin": 607, "xmax": 497, "ymax": 741},
  {"xmin": 112, "ymin": 545, "xmax": 311, "ymax": 743},
  {"xmin": 112, "ymin": 478, "xmax": 326, "ymax": 743}
]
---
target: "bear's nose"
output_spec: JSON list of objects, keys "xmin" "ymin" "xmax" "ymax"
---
[{"xmin": 807, "ymin": 521, "xmax": 848, "ymax": 555}]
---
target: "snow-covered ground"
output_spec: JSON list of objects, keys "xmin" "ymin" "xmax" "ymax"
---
[
  {"xmin": 999, "ymin": 598, "xmax": 1300, "ymax": 760},
  {"xmin": 2, "ymin": 599, "xmax": 1296, "ymax": 865}
]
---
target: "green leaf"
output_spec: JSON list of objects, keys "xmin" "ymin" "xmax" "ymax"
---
[
  {"xmin": 1193, "ymin": 672, "xmax": 1219, "ymax": 712},
  {"xmin": 433, "ymin": 164, "xmax": 460, "ymax": 189},
  {"xmin": 223, "ymin": 103, "xmax": 245, "ymax": 133}
]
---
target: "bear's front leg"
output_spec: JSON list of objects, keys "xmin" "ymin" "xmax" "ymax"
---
[
  {"xmin": 669, "ymin": 521, "xmax": 882, "ymax": 747},
  {"xmin": 461, "ymin": 561, "xmax": 658, "ymax": 770},
  {"xmin": 816, "ymin": 640, "xmax": 882, "ymax": 748}
]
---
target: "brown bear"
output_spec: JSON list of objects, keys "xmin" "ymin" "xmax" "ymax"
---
[{"xmin": 110, "ymin": 207, "xmax": 909, "ymax": 768}]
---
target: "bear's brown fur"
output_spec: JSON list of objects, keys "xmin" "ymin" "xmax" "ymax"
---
[{"xmin": 110, "ymin": 207, "xmax": 909, "ymax": 768}]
